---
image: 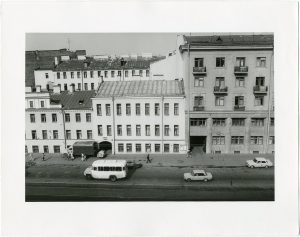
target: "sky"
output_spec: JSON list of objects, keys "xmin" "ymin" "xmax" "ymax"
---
[{"xmin": 26, "ymin": 33, "xmax": 181, "ymax": 56}]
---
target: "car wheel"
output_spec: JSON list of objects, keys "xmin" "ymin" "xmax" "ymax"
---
[
  {"xmin": 250, "ymin": 166, "xmax": 254, "ymax": 168},
  {"xmin": 265, "ymin": 166, "xmax": 269, "ymax": 168},
  {"xmin": 110, "ymin": 175, "xmax": 117, "ymax": 182},
  {"xmin": 204, "ymin": 179, "xmax": 208, "ymax": 182},
  {"xmin": 186, "ymin": 178, "xmax": 191, "ymax": 182},
  {"xmin": 86, "ymin": 174, "xmax": 92, "ymax": 180}
]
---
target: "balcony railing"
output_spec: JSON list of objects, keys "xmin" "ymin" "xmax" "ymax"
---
[
  {"xmin": 253, "ymin": 85, "xmax": 268, "ymax": 94},
  {"xmin": 214, "ymin": 86, "xmax": 228, "ymax": 94},
  {"xmin": 234, "ymin": 105, "xmax": 245, "ymax": 111},
  {"xmin": 193, "ymin": 67, "xmax": 206, "ymax": 74},
  {"xmin": 234, "ymin": 66, "xmax": 248, "ymax": 74},
  {"xmin": 193, "ymin": 106, "xmax": 205, "ymax": 111}
]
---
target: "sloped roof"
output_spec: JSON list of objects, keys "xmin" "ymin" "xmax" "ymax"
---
[
  {"xmin": 95, "ymin": 80, "xmax": 185, "ymax": 98},
  {"xmin": 50, "ymin": 90, "xmax": 95, "ymax": 110}
]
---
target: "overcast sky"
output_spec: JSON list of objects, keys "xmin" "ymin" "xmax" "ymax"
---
[{"xmin": 26, "ymin": 33, "xmax": 181, "ymax": 56}]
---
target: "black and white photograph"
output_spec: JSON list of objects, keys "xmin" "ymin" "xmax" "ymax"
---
[{"xmin": 25, "ymin": 33, "xmax": 275, "ymax": 201}]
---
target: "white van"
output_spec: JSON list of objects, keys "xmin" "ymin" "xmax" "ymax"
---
[{"xmin": 84, "ymin": 160, "xmax": 128, "ymax": 182}]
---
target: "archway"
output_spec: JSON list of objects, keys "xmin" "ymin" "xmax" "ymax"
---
[{"xmin": 99, "ymin": 141, "xmax": 112, "ymax": 155}]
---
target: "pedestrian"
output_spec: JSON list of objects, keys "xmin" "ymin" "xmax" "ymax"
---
[
  {"xmin": 81, "ymin": 153, "xmax": 85, "ymax": 162},
  {"xmin": 186, "ymin": 150, "xmax": 190, "ymax": 159},
  {"xmin": 71, "ymin": 154, "xmax": 74, "ymax": 160},
  {"xmin": 189, "ymin": 150, "xmax": 192, "ymax": 158},
  {"xmin": 146, "ymin": 154, "xmax": 151, "ymax": 163},
  {"xmin": 42, "ymin": 153, "xmax": 45, "ymax": 161}
]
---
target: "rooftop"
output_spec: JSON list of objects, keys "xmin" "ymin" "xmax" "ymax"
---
[
  {"xmin": 95, "ymin": 80, "xmax": 185, "ymax": 98},
  {"xmin": 50, "ymin": 90, "xmax": 95, "ymax": 110}
]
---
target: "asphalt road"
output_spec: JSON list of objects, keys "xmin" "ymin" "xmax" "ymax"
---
[{"xmin": 26, "ymin": 164, "xmax": 274, "ymax": 201}]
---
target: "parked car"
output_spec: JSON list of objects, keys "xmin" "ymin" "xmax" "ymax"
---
[
  {"xmin": 184, "ymin": 169, "xmax": 213, "ymax": 182},
  {"xmin": 246, "ymin": 157, "xmax": 273, "ymax": 168},
  {"xmin": 127, "ymin": 160, "xmax": 143, "ymax": 170},
  {"xmin": 97, "ymin": 150, "xmax": 105, "ymax": 158}
]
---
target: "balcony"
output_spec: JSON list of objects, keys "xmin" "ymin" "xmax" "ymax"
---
[
  {"xmin": 214, "ymin": 86, "xmax": 228, "ymax": 94},
  {"xmin": 234, "ymin": 66, "xmax": 248, "ymax": 74},
  {"xmin": 193, "ymin": 67, "xmax": 206, "ymax": 75},
  {"xmin": 234, "ymin": 105, "xmax": 245, "ymax": 111},
  {"xmin": 253, "ymin": 85, "xmax": 268, "ymax": 94},
  {"xmin": 193, "ymin": 106, "xmax": 205, "ymax": 111}
]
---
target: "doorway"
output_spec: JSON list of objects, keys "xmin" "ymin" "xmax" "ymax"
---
[{"xmin": 190, "ymin": 136, "xmax": 207, "ymax": 153}]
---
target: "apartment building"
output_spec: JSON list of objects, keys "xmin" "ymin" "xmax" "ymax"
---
[
  {"xmin": 92, "ymin": 80, "xmax": 186, "ymax": 154},
  {"xmin": 178, "ymin": 34, "xmax": 274, "ymax": 154},
  {"xmin": 25, "ymin": 85, "xmax": 95, "ymax": 153}
]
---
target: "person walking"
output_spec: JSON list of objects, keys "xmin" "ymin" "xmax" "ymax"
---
[
  {"xmin": 42, "ymin": 153, "xmax": 45, "ymax": 161},
  {"xmin": 146, "ymin": 154, "xmax": 151, "ymax": 163}
]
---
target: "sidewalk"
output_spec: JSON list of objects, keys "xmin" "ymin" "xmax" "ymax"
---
[{"xmin": 25, "ymin": 153, "xmax": 275, "ymax": 168}]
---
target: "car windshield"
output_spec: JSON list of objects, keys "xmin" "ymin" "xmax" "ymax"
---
[{"xmin": 253, "ymin": 158, "xmax": 258, "ymax": 163}]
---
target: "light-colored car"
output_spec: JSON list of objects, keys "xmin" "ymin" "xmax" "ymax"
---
[
  {"xmin": 246, "ymin": 157, "xmax": 273, "ymax": 168},
  {"xmin": 184, "ymin": 169, "xmax": 213, "ymax": 182},
  {"xmin": 97, "ymin": 150, "xmax": 105, "ymax": 158}
]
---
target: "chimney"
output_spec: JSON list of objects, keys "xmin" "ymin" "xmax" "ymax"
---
[
  {"xmin": 36, "ymin": 85, "xmax": 41, "ymax": 92},
  {"xmin": 53, "ymin": 85, "xmax": 61, "ymax": 94},
  {"xmin": 25, "ymin": 87, "xmax": 32, "ymax": 93},
  {"xmin": 70, "ymin": 84, "xmax": 75, "ymax": 93},
  {"xmin": 54, "ymin": 57, "xmax": 59, "ymax": 66}
]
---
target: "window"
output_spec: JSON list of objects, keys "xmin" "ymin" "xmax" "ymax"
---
[
  {"xmin": 42, "ymin": 130, "xmax": 47, "ymax": 139},
  {"xmin": 98, "ymin": 125, "xmax": 103, "ymax": 136},
  {"xmin": 90, "ymin": 71, "xmax": 93, "ymax": 78},
  {"xmin": 77, "ymin": 72, "xmax": 81, "ymax": 78},
  {"xmin": 194, "ymin": 77, "xmax": 204, "ymax": 87},
  {"xmin": 126, "ymin": 144, "xmax": 132, "ymax": 152},
  {"xmin": 251, "ymin": 136, "xmax": 263, "ymax": 145},
  {"xmin": 136, "ymin": 144, "xmax": 142, "ymax": 152},
  {"xmin": 54, "ymin": 146, "xmax": 60, "ymax": 153},
  {"xmin": 146, "ymin": 70, "xmax": 150, "ymax": 77},
  {"xmin": 174, "ymin": 125, "xmax": 179, "ymax": 136},
  {"xmin": 53, "ymin": 130, "xmax": 58, "ymax": 139},
  {"xmin": 251, "ymin": 118, "xmax": 264, "ymax": 126},
  {"xmin": 125, "ymin": 71, "xmax": 128, "ymax": 77},
  {"xmin": 84, "ymin": 71, "xmax": 87, "ymax": 78},
  {"xmin": 139, "ymin": 70, "xmax": 143, "ymax": 76},
  {"xmin": 45, "ymin": 73, "xmax": 49, "ymax": 78},
  {"xmin": 44, "ymin": 146, "xmax": 49, "ymax": 153},
  {"xmin": 87, "ymin": 130, "xmax": 93, "ymax": 139},
  {"xmin": 145, "ymin": 144, "xmax": 151, "ymax": 152},
  {"xmin": 190, "ymin": 118, "xmax": 207, "ymax": 126},
  {"xmin": 215, "ymin": 96, "xmax": 225, "ymax": 106},
  {"xmin": 41, "ymin": 114, "xmax": 46, "ymax": 123},
  {"xmin": 118, "ymin": 71, "xmax": 121, "ymax": 77},
  {"xmin": 155, "ymin": 144, "xmax": 160, "ymax": 152},
  {"xmin": 117, "ymin": 125, "xmax": 122, "ymax": 136},
  {"xmin": 231, "ymin": 136, "xmax": 244, "ymax": 144},
  {"xmin": 216, "ymin": 57, "xmax": 225, "ymax": 67},
  {"xmin": 78, "ymin": 83, "xmax": 81, "ymax": 90},
  {"xmin": 232, "ymin": 118, "xmax": 245, "ymax": 126},
  {"xmin": 76, "ymin": 130, "xmax": 82, "ymax": 139},
  {"xmin": 65, "ymin": 113, "xmax": 70, "ymax": 122},
  {"xmin": 132, "ymin": 70, "xmax": 136, "ymax": 76},
  {"xmin": 155, "ymin": 103, "xmax": 160, "ymax": 115},
  {"xmin": 86, "ymin": 113, "xmax": 91, "ymax": 122},
  {"xmin": 97, "ymin": 104, "xmax": 102, "ymax": 116},
  {"xmin": 194, "ymin": 58, "xmax": 204, "ymax": 67},
  {"xmin": 40, "ymin": 101, "xmax": 45, "ymax": 108},
  {"xmin": 91, "ymin": 83, "xmax": 94, "ymax": 90},
  {"xmin": 215, "ymin": 77, "xmax": 225, "ymax": 87},
  {"xmin": 255, "ymin": 77, "xmax": 265, "ymax": 86},
  {"xmin": 145, "ymin": 125, "xmax": 150, "ymax": 136},
  {"xmin": 174, "ymin": 103, "xmax": 179, "ymax": 115},
  {"xmin": 255, "ymin": 96, "xmax": 264, "ymax": 106},
  {"xmin": 213, "ymin": 118, "xmax": 226, "ymax": 126},
  {"xmin": 127, "ymin": 125, "xmax": 132, "ymax": 136},
  {"xmin": 96, "ymin": 71, "xmax": 100, "ymax": 77},
  {"xmin": 107, "ymin": 125, "xmax": 112, "ymax": 136},
  {"xmin": 235, "ymin": 77, "xmax": 245, "ymax": 87},
  {"xmin": 104, "ymin": 71, "xmax": 108, "ymax": 78},
  {"xmin": 234, "ymin": 151, "xmax": 240, "ymax": 154},
  {"xmin": 52, "ymin": 113, "xmax": 57, "ymax": 122},
  {"xmin": 136, "ymin": 103, "xmax": 141, "ymax": 115},
  {"xmin": 63, "ymin": 72, "xmax": 67, "ymax": 79},
  {"xmin": 194, "ymin": 96, "xmax": 204, "ymax": 107},
  {"xmin": 164, "ymin": 103, "xmax": 169, "ymax": 115},
  {"xmin": 173, "ymin": 144, "xmax": 179, "ymax": 153},
  {"xmin": 64, "ymin": 84, "xmax": 68, "ymax": 91},
  {"xmin": 106, "ymin": 104, "xmax": 111, "ymax": 116},
  {"xmin": 236, "ymin": 57, "xmax": 246, "ymax": 67},
  {"xmin": 269, "ymin": 136, "xmax": 275, "ymax": 144},
  {"xmin": 30, "ymin": 114, "xmax": 35, "ymax": 123},
  {"xmin": 117, "ymin": 104, "xmax": 122, "ymax": 115},
  {"xmin": 32, "ymin": 146, "xmax": 39, "ymax": 153},
  {"xmin": 164, "ymin": 125, "xmax": 170, "ymax": 136},
  {"xmin": 84, "ymin": 83, "xmax": 88, "ymax": 90},
  {"xmin": 270, "ymin": 118, "xmax": 274, "ymax": 126},
  {"xmin": 118, "ymin": 144, "xmax": 124, "ymax": 152},
  {"xmin": 70, "ymin": 72, "xmax": 74, "ymax": 78},
  {"xmin": 155, "ymin": 125, "xmax": 160, "ymax": 136},
  {"xmin": 136, "ymin": 125, "xmax": 141, "ymax": 136},
  {"xmin": 145, "ymin": 103, "xmax": 150, "ymax": 115},
  {"xmin": 212, "ymin": 136, "xmax": 225, "ymax": 145},
  {"xmin": 111, "ymin": 71, "xmax": 115, "ymax": 78},
  {"xmin": 164, "ymin": 144, "xmax": 170, "ymax": 153},
  {"xmin": 253, "ymin": 151, "xmax": 259, "ymax": 154},
  {"xmin": 57, "ymin": 72, "xmax": 60, "ymax": 79},
  {"xmin": 235, "ymin": 96, "xmax": 244, "ymax": 106},
  {"xmin": 66, "ymin": 130, "xmax": 71, "ymax": 140},
  {"xmin": 126, "ymin": 104, "xmax": 131, "ymax": 115},
  {"xmin": 256, "ymin": 57, "xmax": 266, "ymax": 67},
  {"xmin": 76, "ymin": 113, "xmax": 81, "ymax": 122},
  {"xmin": 29, "ymin": 101, "xmax": 34, "ymax": 108}
]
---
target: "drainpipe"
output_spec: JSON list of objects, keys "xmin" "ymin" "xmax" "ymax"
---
[
  {"xmin": 187, "ymin": 42, "xmax": 191, "ymax": 150},
  {"xmin": 61, "ymin": 106, "xmax": 67, "ymax": 151},
  {"xmin": 81, "ymin": 70, "xmax": 84, "ymax": 91},
  {"xmin": 112, "ymin": 96, "xmax": 116, "ymax": 154},
  {"xmin": 161, "ymin": 96, "xmax": 164, "ymax": 154}
]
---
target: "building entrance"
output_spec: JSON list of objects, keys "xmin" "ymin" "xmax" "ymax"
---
[
  {"xmin": 190, "ymin": 136, "xmax": 206, "ymax": 153},
  {"xmin": 99, "ymin": 141, "xmax": 112, "ymax": 154}
]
